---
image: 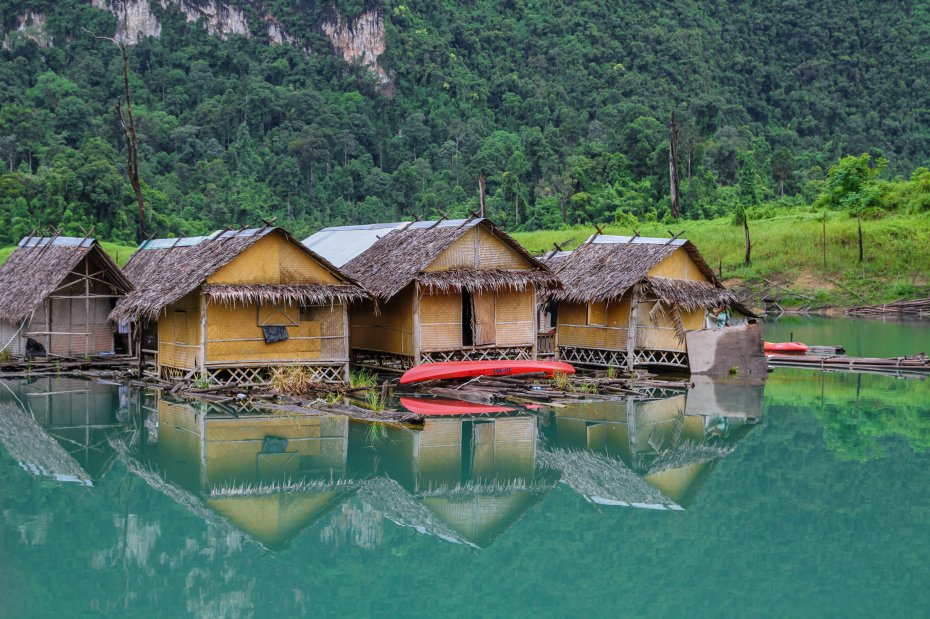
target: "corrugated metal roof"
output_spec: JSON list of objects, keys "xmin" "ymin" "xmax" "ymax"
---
[
  {"xmin": 304, "ymin": 219, "xmax": 480, "ymax": 268},
  {"xmin": 592, "ymin": 235, "xmax": 687, "ymax": 246},
  {"xmin": 137, "ymin": 227, "xmax": 276, "ymax": 251},
  {"xmin": 17, "ymin": 236, "xmax": 96, "ymax": 249}
]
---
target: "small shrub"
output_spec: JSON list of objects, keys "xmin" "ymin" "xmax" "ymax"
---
[
  {"xmin": 349, "ymin": 368, "xmax": 378, "ymax": 389},
  {"xmin": 606, "ymin": 365, "xmax": 618, "ymax": 379},
  {"xmin": 194, "ymin": 371, "xmax": 212, "ymax": 389},
  {"xmin": 551, "ymin": 371, "xmax": 570, "ymax": 390},
  {"xmin": 729, "ymin": 366, "xmax": 740, "ymax": 376},
  {"xmin": 0, "ymin": 348, "xmax": 11, "ymax": 363},
  {"xmin": 270, "ymin": 366, "xmax": 319, "ymax": 395},
  {"xmin": 364, "ymin": 390, "xmax": 386, "ymax": 412}
]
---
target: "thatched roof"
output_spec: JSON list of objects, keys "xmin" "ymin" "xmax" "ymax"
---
[
  {"xmin": 538, "ymin": 447, "xmax": 683, "ymax": 510},
  {"xmin": 0, "ymin": 236, "xmax": 132, "ymax": 323},
  {"xmin": 548, "ymin": 235, "xmax": 737, "ymax": 310},
  {"xmin": 306, "ymin": 218, "xmax": 558, "ymax": 301},
  {"xmin": 0, "ymin": 402, "xmax": 92, "ymax": 485},
  {"xmin": 110, "ymin": 226, "xmax": 366, "ymax": 322}
]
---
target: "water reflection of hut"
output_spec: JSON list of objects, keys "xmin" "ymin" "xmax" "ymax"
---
[
  {"xmin": 304, "ymin": 218, "xmax": 558, "ymax": 371},
  {"xmin": 0, "ymin": 378, "xmax": 128, "ymax": 484},
  {"xmin": 0, "ymin": 236, "xmax": 132, "ymax": 357},
  {"xmin": 545, "ymin": 384, "xmax": 761, "ymax": 509},
  {"xmin": 544, "ymin": 235, "xmax": 760, "ymax": 374},
  {"xmin": 365, "ymin": 415, "xmax": 555, "ymax": 547},
  {"xmin": 110, "ymin": 226, "xmax": 366, "ymax": 385},
  {"xmin": 140, "ymin": 399, "xmax": 354, "ymax": 549}
]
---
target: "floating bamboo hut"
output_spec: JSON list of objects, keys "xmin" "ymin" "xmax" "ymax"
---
[
  {"xmin": 545, "ymin": 235, "xmax": 761, "ymax": 373},
  {"xmin": 304, "ymin": 218, "xmax": 559, "ymax": 371},
  {"xmin": 0, "ymin": 236, "xmax": 132, "ymax": 358},
  {"xmin": 110, "ymin": 225, "xmax": 366, "ymax": 385}
]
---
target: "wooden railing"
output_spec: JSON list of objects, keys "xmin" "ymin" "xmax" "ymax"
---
[{"xmin": 537, "ymin": 331, "xmax": 556, "ymax": 355}]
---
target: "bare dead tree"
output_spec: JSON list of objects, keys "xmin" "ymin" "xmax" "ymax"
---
[
  {"xmin": 84, "ymin": 29, "xmax": 145, "ymax": 242},
  {"xmin": 478, "ymin": 170, "xmax": 487, "ymax": 217},
  {"xmin": 668, "ymin": 111, "xmax": 681, "ymax": 219}
]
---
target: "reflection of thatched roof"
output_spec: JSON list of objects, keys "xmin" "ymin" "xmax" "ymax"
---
[
  {"xmin": 538, "ymin": 447, "xmax": 682, "ymax": 510},
  {"xmin": 0, "ymin": 402, "xmax": 91, "ymax": 484},
  {"xmin": 355, "ymin": 476, "xmax": 474, "ymax": 546},
  {"xmin": 111, "ymin": 438, "xmax": 269, "ymax": 549},
  {"xmin": 0, "ymin": 237, "xmax": 131, "ymax": 322},
  {"xmin": 548, "ymin": 236, "xmax": 734, "ymax": 309},
  {"xmin": 417, "ymin": 478, "xmax": 555, "ymax": 547},
  {"xmin": 110, "ymin": 226, "xmax": 365, "ymax": 322},
  {"xmin": 645, "ymin": 440, "xmax": 735, "ymax": 475},
  {"xmin": 311, "ymin": 218, "xmax": 556, "ymax": 301}
]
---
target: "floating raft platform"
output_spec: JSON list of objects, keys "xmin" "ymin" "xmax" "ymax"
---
[{"xmin": 767, "ymin": 352, "xmax": 930, "ymax": 377}]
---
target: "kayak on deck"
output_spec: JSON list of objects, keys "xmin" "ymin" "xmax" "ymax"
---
[
  {"xmin": 399, "ymin": 360, "xmax": 576, "ymax": 385},
  {"xmin": 400, "ymin": 397, "xmax": 515, "ymax": 416},
  {"xmin": 764, "ymin": 341, "xmax": 809, "ymax": 353}
]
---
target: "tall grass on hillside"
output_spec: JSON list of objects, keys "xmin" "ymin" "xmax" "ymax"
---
[{"xmin": 515, "ymin": 211, "xmax": 930, "ymax": 305}]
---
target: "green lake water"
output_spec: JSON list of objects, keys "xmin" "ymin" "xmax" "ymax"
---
[{"xmin": 2, "ymin": 318, "xmax": 930, "ymax": 618}]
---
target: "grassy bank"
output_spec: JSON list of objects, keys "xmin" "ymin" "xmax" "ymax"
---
[{"xmin": 513, "ymin": 211, "xmax": 930, "ymax": 307}]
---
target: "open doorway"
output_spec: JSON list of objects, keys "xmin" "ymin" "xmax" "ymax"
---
[{"xmin": 462, "ymin": 288, "xmax": 474, "ymax": 346}]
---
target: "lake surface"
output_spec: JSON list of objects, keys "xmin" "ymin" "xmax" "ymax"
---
[{"xmin": 2, "ymin": 318, "xmax": 930, "ymax": 618}]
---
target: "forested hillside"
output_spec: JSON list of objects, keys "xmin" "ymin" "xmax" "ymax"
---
[{"xmin": 1, "ymin": 0, "xmax": 929, "ymax": 244}]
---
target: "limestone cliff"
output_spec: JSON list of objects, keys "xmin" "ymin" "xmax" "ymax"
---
[
  {"xmin": 321, "ymin": 9, "xmax": 390, "ymax": 91},
  {"xmin": 85, "ymin": 1, "xmax": 391, "ymax": 91}
]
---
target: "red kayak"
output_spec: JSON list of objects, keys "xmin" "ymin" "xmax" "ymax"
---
[
  {"xmin": 399, "ymin": 360, "xmax": 575, "ymax": 385},
  {"xmin": 400, "ymin": 397, "xmax": 515, "ymax": 416},
  {"xmin": 764, "ymin": 341, "xmax": 809, "ymax": 353}
]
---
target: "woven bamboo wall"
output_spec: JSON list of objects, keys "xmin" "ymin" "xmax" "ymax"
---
[
  {"xmin": 349, "ymin": 285, "xmax": 414, "ymax": 355},
  {"xmin": 486, "ymin": 416, "xmax": 536, "ymax": 478},
  {"xmin": 473, "ymin": 290, "xmax": 496, "ymax": 346},
  {"xmin": 205, "ymin": 300, "xmax": 350, "ymax": 364},
  {"xmin": 647, "ymin": 247, "xmax": 708, "ymax": 282},
  {"xmin": 635, "ymin": 302, "xmax": 703, "ymax": 351},
  {"xmin": 417, "ymin": 418, "xmax": 462, "ymax": 484},
  {"xmin": 159, "ymin": 291, "xmax": 201, "ymax": 370},
  {"xmin": 494, "ymin": 289, "xmax": 535, "ymax": 347},
  {"xmin": 155, "ymin": 399, "xmax": 202, "ymax": 491},
  {"xmin": 207, "ymin": 231, "xmax": 341, "ymax": 285},
  {"xmin": 0, "ymin": 320, "xmax": 23, "ymax": 355},
  {"xmin": 426, "ymin": 226, "xmax": 531, "ymax": 272},
  {"xmin": 556, "ymin": 297, "xmax": 631, "ymax": 351},
  {"xmin": 420, "ymin": 291, "xmax": 463, "ymax": 351},
  {"xmin": 203, "ymin": 415, "xmax": 348, "ymax": 484}
]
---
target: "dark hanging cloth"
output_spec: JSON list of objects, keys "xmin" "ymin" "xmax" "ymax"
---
[
  {"xmin": 262, "ymin": 436, "xmax": 289, "ymax": 454},
  {"xmin": 25, "ymin": 338, "xmax": 46, "ymax": 358},
  {"xmin": 262, "ymin": 325, "xmax": 289, "ymax": 344}
]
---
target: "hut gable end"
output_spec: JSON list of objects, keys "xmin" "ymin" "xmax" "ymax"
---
[
  {"xmin": 425, "ymin": 225, "xmax": 533, "ymax": 273},
  {"xmin": 207, "ymin": 232, "xmax": 342, "ymax": 286},
  {"xmin": 646, "ymin": 247, "xmax": 710, "ymax": 283}
]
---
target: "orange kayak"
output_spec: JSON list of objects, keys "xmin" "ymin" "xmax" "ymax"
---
[
  {"xmin": 764, "ymin": 341, "xmax": 809, "ymax": 353},
  {"xmin": 399, "ymin": 360, "xmax": 575, "ymax": 385}
]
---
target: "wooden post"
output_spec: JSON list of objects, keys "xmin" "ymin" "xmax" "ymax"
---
[
  {"xmin": 84, "ymin": 259, "xmax": 91, "ymax": 356},
  {"xmin": 530, "ymin": 284, "xmax": 538, "ymax": 361},
  {"xmin": 199, "ymin": 293, "xmax": 208, "ymax": 374},
  {"xmin": 412, "ymin": 282, "xmax": 421, "ymax": 365},
  {"xmin": 342, "ymin": 302, "xmax": 350, "ymax": 382},
  {"xmin": 626, "ymin": 285, "xmax": 639, "ymax": 371}
]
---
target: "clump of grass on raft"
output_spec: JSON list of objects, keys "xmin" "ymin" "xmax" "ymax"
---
[{"xmin": 270, "ymin": 366, "xmax": 323, "ymax": 395}]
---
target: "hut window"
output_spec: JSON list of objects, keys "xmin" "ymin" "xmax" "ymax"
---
[
  {"xmin": 257, "ymin": 303, "xmax": 299, "ymax": 327},
  {"xmin": 586, "ymin": 302, "xmax": 607, "ymax": 326}
]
